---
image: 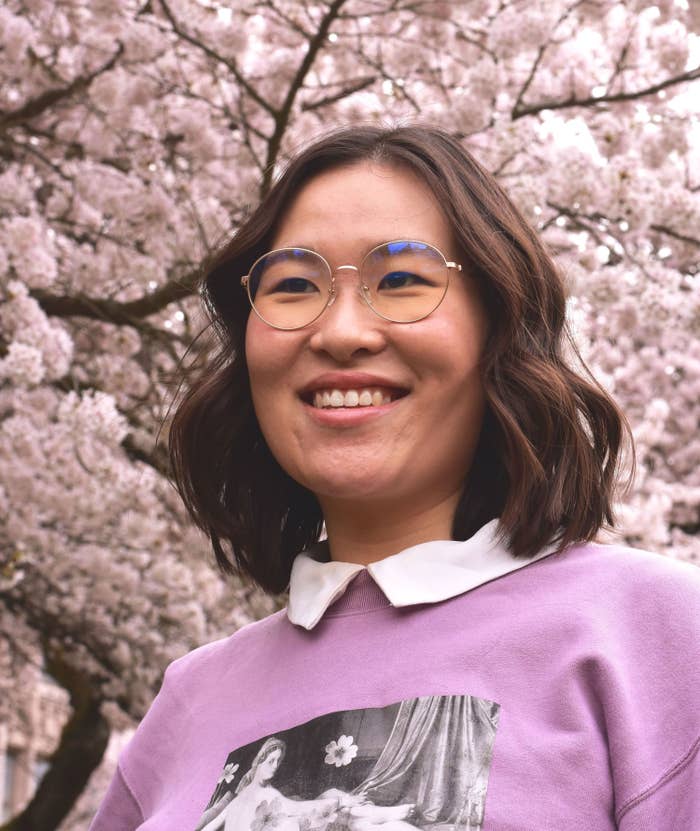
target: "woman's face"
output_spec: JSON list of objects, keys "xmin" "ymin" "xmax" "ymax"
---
[
  {"xmin": 257, "ymin": 748, "xmax": 282, "ymax": 782},
  {"xmin": 245, "ymin": 161, "xmax": 489, "ymax": 515}
]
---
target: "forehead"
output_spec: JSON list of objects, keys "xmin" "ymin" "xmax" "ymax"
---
[{"xmin": 271, "ymin": 161, "xmax": 455, "ymax": 255}]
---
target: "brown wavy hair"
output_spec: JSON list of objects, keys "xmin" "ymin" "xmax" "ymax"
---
[{"xmin": 168, "ymin": 125, "xmax": 635, "ymax": 595}]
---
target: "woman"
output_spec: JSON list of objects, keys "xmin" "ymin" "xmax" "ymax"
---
[
  {"xmin": 90, "ymin": 126, "xmax": 699, "ymax": 830},
  {"xmin": 195, "ymin": 738, "xmax": 418, "ymax": 831},
  {"xmin": 195, "ymin": 738, "xmax": 335, "ymax": 831}
]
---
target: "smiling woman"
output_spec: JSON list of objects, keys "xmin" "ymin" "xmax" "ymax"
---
[
  {"xmin": 168, "ymin": 127, "xmax": 634, "ymax": 588},
  {"xmin": 90, "ymin": 127, "xmax": 700, "ymax": 831}
]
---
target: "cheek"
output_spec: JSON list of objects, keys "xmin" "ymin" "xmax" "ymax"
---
[
  {"xmin": 245, "ymin": 321, "xmax": 308, "ymax": 474},
  {"xmin": 245, "ymin": 318, "xmax": 295, "ymax": 403},
  {"xmin": 403, "ymin": 307, "xmax": 486, "ymax": 387},
  {"xmin": 441, "ymin": 290, "xmax": 489, "ymax": 377},
  {"xmin": 244, "ymin": 315, "xmax": 268, "ymax": 385}
]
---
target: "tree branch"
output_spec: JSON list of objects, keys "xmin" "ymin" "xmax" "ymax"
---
[
  {"xmin": 31, "ymin": 268, "xmax": 199, "ymax": 323},
  {"xmin": 122, "ymin": 432, "xmax": 171, "ymax": 477},
  {"xmin": 510, "ymin": 0, "xmax": 585, "ymax": 119},
  {"xmin": 650, "ymin": 224, "xmax": 700, "ymax": 249},
  {"xmin": 301, "ymin": 75, "xmax": 377, "ymax": 111},
  {"xmin": 261, "ymin": 0, "xmax": 349, "ymax": 195},
  {"xmin": 158, "ymin": 0, "xmax": 276, "ymax": 116},
  {"xmin": 0, "ymin": 45, "xmax": 124, "ymax": 134},
  {"xmin": 513, "ymin": 65, "xmax": 700, "ymax": 119},
  {"xmin": 259, "ymin": 0, "xmax": 313, "ymax": 38}
]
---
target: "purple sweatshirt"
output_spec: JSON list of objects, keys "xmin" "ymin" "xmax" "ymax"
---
[{"xmin": 90, "ymin": 537, "xmax": 700, "ymax": 830}]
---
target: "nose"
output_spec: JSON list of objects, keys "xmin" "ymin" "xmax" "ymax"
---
[{"xmin": 308, "ymin": 269, "xmax": 387, "ymax": 360}]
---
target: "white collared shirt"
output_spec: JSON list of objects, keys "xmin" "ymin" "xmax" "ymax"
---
[{"xmin": 287, "ymin": 518, "xmax": 562, "ymax": 630}]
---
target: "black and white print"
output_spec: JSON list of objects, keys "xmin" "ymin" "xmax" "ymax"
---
[{"xmin": 194, "ymin": 693, "xmax": 500, "ymax": 831}]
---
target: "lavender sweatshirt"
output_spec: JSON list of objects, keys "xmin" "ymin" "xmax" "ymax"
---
[{"xmin": 90, "ymin": 540, "xmax": 700, "ymax": 830}]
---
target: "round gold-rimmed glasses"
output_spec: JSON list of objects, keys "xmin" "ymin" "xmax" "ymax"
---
[{"xmin": 240, "ymin": 239, "xmax": 462, "ymax": 331}]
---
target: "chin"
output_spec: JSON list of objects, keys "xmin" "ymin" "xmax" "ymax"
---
[{"xmin": 298, "ymin": 466, "xmax": 398, "ymax": 500}]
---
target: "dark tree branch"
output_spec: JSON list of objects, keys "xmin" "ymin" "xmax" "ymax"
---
[
  {"xmin": 650, "ymin": 224, "xmax": 700, "ymax": 249},
  {"xmin": 6, "ymin": 136, "xmax": 73, "ymax": 180},
  {"xmin": 236, "ymin": 95, "xmax": 266, "ymax": 171},
  {"xmin": 158, "ymin": 0, "xmax": 276, "ymax": 116},
  {"xmin": 547, "ymin": 203, "xmax": 700, "ymax": 253},
  {"xmin": 31, "ymin": 269, "xmax": 199, "ymax": 323},
  {"xmin": 512, "ymin": 44, "xmax": 551, "ymax": 118},
  {"xmin": 607, "ymin": 30, "xmax": 634, "ymax": 90},
  {"xmin": 350, "ymin": 42, "xmax": 421, "ymax": 113},
  {"xmin": 0, "ymin": 45, "xmax": 124, "ymax": 134},
  {"xmin": 510, "ymin": 0, "xmax": 584, "ymax": 118},
  {"xmin": 545, "ymin": 200, "xmax": 656, "ymax": 277},
  {"xmin": 122, "ymin": 432, "xmax": 170, "ymax": 477},
  {"xmin": 260, "ymin": 0, "xmax": 313, "ymax": 38},
  {"xmin": 261, "ymin": 0, "xmax": 349, "ymax": 195},
  {"xmin": 301, "ymin": 75, "xmax": 377, "ymax": 110},
  {"xmin": 513, "ymin": 65, "xmax": 700, "ymax": 119},
  {"xmin": 546, "ymin": 202, "xmax": 623, "ymax": 264}
]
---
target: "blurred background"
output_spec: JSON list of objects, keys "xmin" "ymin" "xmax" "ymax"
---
[{"xmin": 0, "ymin": 1, "xmax": 698, "ymax": 828}]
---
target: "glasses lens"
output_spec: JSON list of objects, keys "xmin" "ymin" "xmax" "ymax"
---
[
  {"xmin": 361, "ymin": 241, "xmax": 449, "ymax": 322},
  {"xmin": 248, "ymin": 249, "xmax": 330, "ymax": 329}
]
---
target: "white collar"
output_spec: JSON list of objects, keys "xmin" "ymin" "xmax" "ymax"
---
[{"xmin": 287, "ymin": 518, "xmax": 561, "ymax": 630}]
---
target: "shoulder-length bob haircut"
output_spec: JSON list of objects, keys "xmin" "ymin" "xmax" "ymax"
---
[{"xmin": 168, "ymin": 124, "xmax": 635, "ymax": 595}]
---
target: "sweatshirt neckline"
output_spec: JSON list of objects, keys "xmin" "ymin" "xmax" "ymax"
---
[
  {"xmin": 287, "ymin": 519, "xmax": 564, "ymax": 630},
  {"xmin": 323, "ymin": 569, "xmax": 392, "ymax": 617}
]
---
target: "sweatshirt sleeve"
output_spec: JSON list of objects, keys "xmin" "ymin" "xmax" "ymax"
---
[
  {"xmin": 87, "ymin": 653, "xmax": 190, "ymax": 830},
  {"xmin": 617, "ymin": 736, "xmax": 699, "ymax": 830},
  {"xmin": 599, "ymin": 548, "xmax": 700, "ymax": 829},
  {"xmin": 88, "ymin": 763, "xmax": 144, "ymax": 830}
]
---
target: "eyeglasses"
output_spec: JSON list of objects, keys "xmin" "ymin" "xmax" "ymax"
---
[{"xmin": 240, "ymin": 239, "xmax": 462, "ymax": 330}]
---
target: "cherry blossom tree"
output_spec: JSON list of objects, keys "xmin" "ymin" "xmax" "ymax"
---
[{"xmin": 0, "ymin": 1, "xmax": 698, "ymax": 828}]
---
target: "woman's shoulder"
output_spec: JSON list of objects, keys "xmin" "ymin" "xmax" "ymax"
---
[
  {"xmin": 163, "ymin": 606, "xmax": 287, "ymax": 692},
  {"xmin": 557, "ymin": 536, "xmax": 699, "ymax": 583},
  {"xmin": 536, "ymin": 536, "xmax": 700, "ymax": 618}
]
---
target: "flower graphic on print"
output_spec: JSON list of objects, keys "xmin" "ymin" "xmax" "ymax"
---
[
  {"xmin": 324, "ymin": 734, "xmax": 358, "ymax": 767},
  {"xmin": 298, "ymin": 798, "xmax": 341, "ymax": 831},
  {"xmin": 216, "ymin": 761, "xmax": 239, "ymax": 785},
  {"xmin": 251, "ymin": 796, "xmax": 284, "ymax": 830}
]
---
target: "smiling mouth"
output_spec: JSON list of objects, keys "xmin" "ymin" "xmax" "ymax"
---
[{"xmin": 300, "ymin": 387, "xmax": 410, "ymax": 409}]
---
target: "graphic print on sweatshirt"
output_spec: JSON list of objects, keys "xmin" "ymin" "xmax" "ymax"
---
[{"xmin": 194, "ymin": 693, "xmax": 500, "ymax": 831}]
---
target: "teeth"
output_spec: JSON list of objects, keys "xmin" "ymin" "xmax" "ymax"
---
[{"xmin": 311, "ymin": 388, "xmax": 403, "ymax": 409}]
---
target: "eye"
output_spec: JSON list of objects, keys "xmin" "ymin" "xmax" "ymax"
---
[
  {"xmin": 270, "ymin": 277, "xmax": 320, "ymax": 294},
  {"xmin": 378, "ymin": 270, "xmax": 427, "ymax": 290}
]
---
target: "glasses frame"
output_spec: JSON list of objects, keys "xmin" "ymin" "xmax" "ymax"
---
[{"xmin": 240, "ymin": 239, "xmax": 462, "ymax": 331}]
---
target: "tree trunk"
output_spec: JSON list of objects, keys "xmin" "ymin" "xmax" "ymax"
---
[{"xmin": 1, "ymin": 648, "xmax": 110, "ymax": 831}]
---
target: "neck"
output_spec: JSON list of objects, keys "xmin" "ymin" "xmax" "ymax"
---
[{"xmin": 319, "ymin": 486, "xmax": 463, "ymax": 565}]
